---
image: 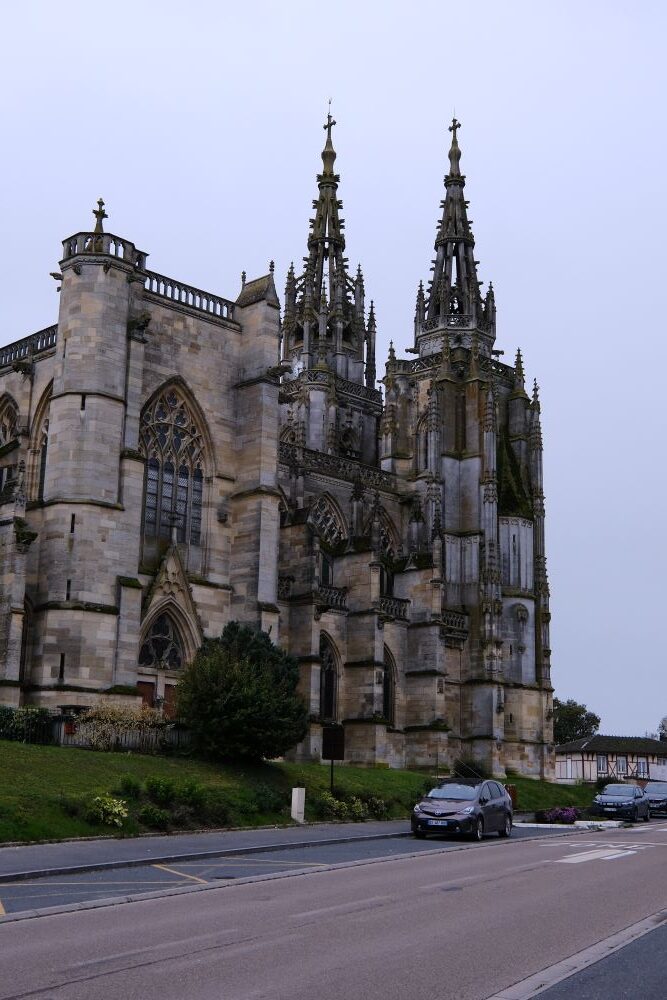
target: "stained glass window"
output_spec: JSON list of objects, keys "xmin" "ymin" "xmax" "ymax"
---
[
  {"xmin": 140, "ymin": 387, "xmax": 205, "ymax": 544},
  {"xmin": 139, "ymin": 613, "xmax": 183, "ymax": 670}
]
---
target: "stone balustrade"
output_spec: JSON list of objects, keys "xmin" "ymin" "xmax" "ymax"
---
[
  {"xmin": 279, "ymin": 442, "xmax": 395, "ymax": 491},
  {"xmin": 314, "ymin": 585, "xmax": 348, "ymax": 612},
  {"xmin": 377, "ymin": 595, "xmax": 410, "ymax": 620},
  {"xmin": 61, "ymin": 232, "xmax": 148, "ymax": 269},
  {"xmin": 143, "ymin": 270, "xmax": 235, "ymax": 322},
  {"xmin": 0, "ymin": 325, "xmax": 58, "ymax": 369}
]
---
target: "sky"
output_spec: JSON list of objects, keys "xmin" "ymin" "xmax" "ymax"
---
[{"xmin": 1, "ymin": 0, "xmax": 665, "ymax": 737}]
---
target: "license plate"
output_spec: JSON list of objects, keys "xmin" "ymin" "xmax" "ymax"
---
[
  {"xmin": 603, "ymin": 807, "xmax": 617, "ymax": 812},
  {"xmin": 427, "ymin": 819, "xmax": 450, "ymax": 826}
]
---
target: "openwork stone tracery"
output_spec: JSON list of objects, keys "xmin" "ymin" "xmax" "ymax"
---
[
  {"xmin": 139, "ymin": 613, "xmax": 184, "ymax": 670},
  {"xmin": 140, "ymin": 386, "xmax": 205, "ymax": 544}
]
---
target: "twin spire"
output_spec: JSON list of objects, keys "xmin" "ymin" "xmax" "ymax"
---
[
  {"xmin": 282, "ymin": 111, "xmax": 374, "ymax": 388},
  {"xmin": 284, "ymin": 114, "xmax": 497, "ymax": 383},
  {"xmin": 417, "ymin": 119, "xmax": 496, "ymax": 346}
]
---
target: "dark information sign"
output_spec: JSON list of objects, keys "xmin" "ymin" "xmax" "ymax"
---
[{"xmin": 322, "ymin": 725, "xmax": 345, "ymax": 761}]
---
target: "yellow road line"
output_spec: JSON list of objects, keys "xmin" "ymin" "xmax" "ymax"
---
[
  {"xmin": 153, "ymin": 863, "xmax": 207, "ymax": 884},
  {"xmin": 0, "ymin": 899, "xmax": 6, "ymax": 916},
  {"xmin": 178, "ymin": 859, "xmax": 328, "ymax": 868}
]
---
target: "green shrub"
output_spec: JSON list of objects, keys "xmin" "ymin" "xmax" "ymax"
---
[
  {"xmin": 318, "ymin": 791, "xmax": 350, "ymax": 821},
  {"xmin": 145, "ymin": 776, "xmax": 176, "ymax": 806},
  {"xmin": 117, "ymin": 774, "xmax": 142, "ymax": 799},
  {"xmin": 363, "ymin": 795, "xmax": 389, "ymax": 819},
  {"xmin": 250, "ymin": 782, "xmax": 287, "ymax": 814},
  {"xmin": 348, "ymin": 796, "xmax": 368, "ymax": 821},
  {"xmin": 177, "ymin": 780, "xmax": 207, "ymax": 811},
  {"xmin": 138, "ymin": 804, "xmax": 171, "ymax": 830},
  {"xmin": 169, "ymin": 804, "xmax": 196, "ymax": 828},
  {"xmin": 84, "ymin": 794, "xmax": 128, "ymax": 828},
  {"xmin": 202, "ymin": 790, "xmax": 230, "ymax": 826},
  {"xmin": 0, "ymin": 706, "xmax": 53, "ymax": 743}
]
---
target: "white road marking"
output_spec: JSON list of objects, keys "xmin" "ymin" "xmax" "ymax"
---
[
  {"xmin": 601, "ymin": 851, "xmax": 637, "ymax": 860},
  {"xmin": 556, "ymin": 848, "xmax": 636, "ymax": 864}
]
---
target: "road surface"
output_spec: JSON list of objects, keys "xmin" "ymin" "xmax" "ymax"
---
[{"xmin": 1, "ymin": 822, "xmax": 666, "ymax": 1000}]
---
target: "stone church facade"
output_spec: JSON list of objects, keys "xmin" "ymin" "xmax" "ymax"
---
[{"xmin": 0, "ymin": 118, "xmax": 554, "ymax": 777}]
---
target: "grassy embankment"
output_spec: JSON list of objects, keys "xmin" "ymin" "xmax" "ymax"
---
[{"xmin": 0, "ymin": 740, "xmax": 595, "ymax": 844}]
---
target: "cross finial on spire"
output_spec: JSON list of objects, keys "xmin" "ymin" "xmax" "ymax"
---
[
  {"xmin": 324, "ymin": 99, "xmax": 336, "ymax": 142},
  {"xmin": 321, "ymin": 102, "xmax": 337, "ymax": 176},
  {"xmin": 449, "ymin": 117, "xmax": 461, "ymax": 141},
  {"xmin": 93, "ymin": 198, "xmax": 108, "ymax": 235}
]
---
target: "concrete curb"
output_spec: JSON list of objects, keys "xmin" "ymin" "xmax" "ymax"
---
[
  {"xmin": 514, "ymin": 821, "xmax": 624, "ymax": 830},
  {"xmin": 0, "ymin": 828, "xmax": 411, "ymax": 884}
]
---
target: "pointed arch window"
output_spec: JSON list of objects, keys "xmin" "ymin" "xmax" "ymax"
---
[
  {"xmin": 0, "ymin": 397, "xmax": 18, "ymax": 447},
  {"xmin": 309, "ymin": 494, "xmax": 345, "ymax": 547},
  {"xmin": 416, "ymin": 416, "xmax": 429, "ymax": 473},
  {"xmin": 37, "ymin": 420, "xmax": 49, "ymax": 501},
  {"xmin": 383, "ymin": 645, "xmax": 396, "ymax": 727},
  {"xmin": 140, "ymin": 386, "xmax": 205, "ymax": 544},
  {"xmin": 319, "ymin": 635, "xmax": 338, "ymax": 722},
  {"xmin": 139, "ymin": 613, "xmax": 184, "ymax": 670},
  {"xmin": 0, "ymin": 397, "xmax": 20, "ymax": 497}
]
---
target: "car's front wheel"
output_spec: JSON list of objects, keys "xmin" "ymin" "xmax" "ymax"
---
[
  {"xmin": 471, "ymin": 817, "xmax": 484, "ymax": 842},
  {"xmin": 498, "ymin": 814, "xmax": 512, "ymax": 838},
  {"xmin": 644, "ymin": 808, "xmax": 651, "ymax": 823},
  {"xmin": 632, "ymin": 807, "xmax": 639, "ymax": 823}
]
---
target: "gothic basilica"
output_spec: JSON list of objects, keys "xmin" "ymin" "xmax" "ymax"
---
[{"xmin": 0, "ymin": 117, "xmax": 554, "ymax": 777}]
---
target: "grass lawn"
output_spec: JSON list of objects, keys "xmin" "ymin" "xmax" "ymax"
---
[{"xmin": 0, "ymin": 740, "xmax": 597, "ymax": 844}]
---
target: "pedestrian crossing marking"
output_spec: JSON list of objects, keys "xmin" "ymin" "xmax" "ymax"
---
[{"xmin": 556, "ymin": 848, "xmax": 638, "ymax": 864}]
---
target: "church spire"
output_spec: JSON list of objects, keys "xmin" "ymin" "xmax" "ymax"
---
[
  {"xmin": 283, "ymin": 112, "xmax": 374, "ymax": 388},
  {"xmin": 416, "ymin": 120, "xmax": 493, "ymax": 353},
  {"xmin": 306, "ymin": 109, "xmax": 347, "ymax": 302}
]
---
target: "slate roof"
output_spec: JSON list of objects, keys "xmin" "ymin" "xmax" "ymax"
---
[
  {"xmin": 556, "ymin": 735, "xmax": 667, "ymax": 755},
  {"xmin": 235, "ymin": 273, "xmax": 280, "ymax": 308}
]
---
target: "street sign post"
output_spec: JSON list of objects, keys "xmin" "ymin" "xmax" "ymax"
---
[{"xmin": 322, "ymin": 725, "xmax": 345, "ymax": 794}]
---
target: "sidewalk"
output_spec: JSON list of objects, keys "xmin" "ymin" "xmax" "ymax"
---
[{"xmin": 0, "ymin": 820, "xmax": 410, "ymax": 882}]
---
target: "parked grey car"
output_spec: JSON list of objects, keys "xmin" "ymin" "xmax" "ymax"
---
[
  {"xmin": 642, "ymin": 781, "xmax": 667, "ymax": 816},
  {"xmin": 411, "ymin": 779, "xmax": 513, "ymax": 840},
  {"xmin": 592, "ymin": 784, "xmax": 650, "ymax": 821}
]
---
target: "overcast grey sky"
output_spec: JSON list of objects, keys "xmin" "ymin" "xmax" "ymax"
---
[{"xmin": 1, "ymin": 1, "xmax": 665, "ymax": 736}]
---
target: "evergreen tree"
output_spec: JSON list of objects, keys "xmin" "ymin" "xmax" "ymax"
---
[{"xmin": 177, "ymin": 623, "xmax": 308, "ymax": 761}]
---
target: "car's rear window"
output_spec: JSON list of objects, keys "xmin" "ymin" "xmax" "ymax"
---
[{"xmin": 428, "ymin": 784, "xmax": 477, "ymax": 801}]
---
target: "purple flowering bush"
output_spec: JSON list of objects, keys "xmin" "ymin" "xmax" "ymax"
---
[{"xmin": 536, "ymin": 807, "xmax": 580, "ymax": 824}]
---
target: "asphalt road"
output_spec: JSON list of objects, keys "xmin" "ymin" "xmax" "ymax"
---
[
  {"xmin": 0, "ymin": 824, "xmax": 556, "ymax": 915},
  {"xmin": 2, "ymin": 823, "xmax": 667, "ymax": 1000}
]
